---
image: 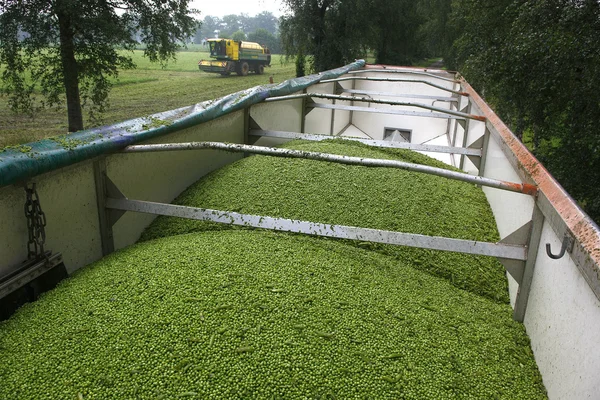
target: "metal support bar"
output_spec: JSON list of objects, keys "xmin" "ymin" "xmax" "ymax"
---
[
  {"xmin": 459, "ymin": 102, "xmax": 472, "ymax": 170},
  {"xmin": 329, "ymin": 99, "xmax": 336, "ymax": 135},
  {"xmin": 300, "ymin": 88, "xmax": 307, "ymax": 133},
  {"xmin": 121, "ymin": 142, "xmax": 538, "ymax": 196},
  {"xmin": 336, "ymin": 89, "xmax": 457, "ymax": 103},
  {"xmin": 268, "ymin": 93, "xmax": 484, "ymax": 121},
  {"xmin": 478, "ymin": 129, "xmax": 491, "ymax": 177},
  {"xmin": 93, "ymin": 158, "xmax": 115, "ymax": 256},
  {"xmin": 348, "ymin": 69, "xmax": 458, "ymax": 83},
  {"xmin": 105, "ymin": 198, "xmax": 527, "ymax": 261},
  {"xmin": 308, "ymin": 103, "xmax": 466, "ymax": 121},
  {"xmin": 513, "ymin": 204, "xmax": 545, "ymax": 322},
  {"xmin": 249, "ymin": 130, "xmax": 481, "ymax": 156},
  {"xmin": 318, "ymin": 76, "xmax": 469, "ymax": 96}
]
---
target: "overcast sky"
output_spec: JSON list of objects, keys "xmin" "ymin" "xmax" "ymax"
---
[{"xmin": 190, "ymin": 0, "xmax": 286, "ymax": 18}]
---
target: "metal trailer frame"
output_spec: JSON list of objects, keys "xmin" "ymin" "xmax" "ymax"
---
[
  {"xmin": 91, "ymin": 138, "xmax": 540, "ymax": 321},
  {"xmin": 0, "ymin": 62, "xmax": 598, "ymax": 399}
]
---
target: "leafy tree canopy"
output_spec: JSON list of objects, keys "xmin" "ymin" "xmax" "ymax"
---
[
  {"xmin": 231, "ymin": 30, "xmax": 246, "ymax": 41},
  {"xmin": 248, "ymin": 28, "xmax": 281, "ymax": 54},
  {"xmin": 0, "ymin": 0, "xmax": 198, "ymax": 132}
]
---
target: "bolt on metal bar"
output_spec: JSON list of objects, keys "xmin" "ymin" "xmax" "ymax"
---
[
  {"xmin": 349, "ymin": 69, "xmax": 458, "ymax": 83},
  {"xmin": 266, "ymin": 93, "xmax": 483, "ymax": 121},
  {"xmin": 121, "ymin": 142, "xmax": 538, "ymax": 196},
  {"xmin": 339, "ymin": 89, "xmax": 457, "ymax": 102},
  {"xmin": 318, "ymin": 76, "xmax": 469, "ymax": 96},
  {"xmin": 249, "ymin": 130, "xmax": 481, "ymax": 156},
  {"xmin": 105, "ymin": 198, "xmax": 528, "ymax": 261}
]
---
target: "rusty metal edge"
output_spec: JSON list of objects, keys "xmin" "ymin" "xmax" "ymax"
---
[{"xmin": 460, "ymin": 78, "xmax": 600, "ymax": 302}]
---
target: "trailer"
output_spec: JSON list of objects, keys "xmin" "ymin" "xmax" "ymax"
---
[{"xmin": 0, "ymin": 61, "xmax": 599, "ymax": 399}]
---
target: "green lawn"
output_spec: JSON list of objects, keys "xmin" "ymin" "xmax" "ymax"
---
[{"xmin": 0, "ymin": 50, "xmax": 295, "ymax": 147}]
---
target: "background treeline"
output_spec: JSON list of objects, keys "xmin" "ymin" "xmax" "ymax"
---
[
  {"xmin": 192, "ymin": 12, "xmax": 282, "ymax": 53},
  {"xmin": 280, "ymin": 0, "xmax": 600, "ymax": 224}
]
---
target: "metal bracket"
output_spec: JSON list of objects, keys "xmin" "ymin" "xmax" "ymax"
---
[
  {"xmin": 304, "ymin": 96, "xmax": 318, "ymax": 116},
  {"xmin": 498, "ymin": 221, "xmax": 533, "ymax": 284},
  {"xmin": 94, "ymin": 159, "xmax": 127, "ymax": 256},
  {"xmin": 546, "ymin": 234, "xmax": 574, "ymax": 259},
  {"xmin": 466, "ymin": 135, "xmax": 484, "ymax": 170},
  {"xmin": 514, "ymin": 205, "xmax": 545, "ymax": 322},
  {"xmin": 247, "ymin": 117, "xmax": 263, "ymax": 145},
  {"xmin": 0, "ymin": 252, "xmax": 64, "ymax": 300}
]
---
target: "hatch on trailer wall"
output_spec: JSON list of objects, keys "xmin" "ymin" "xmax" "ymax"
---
[{"xmin": 383, "ymin": 128, "xmax": 411, "ymax": 142}]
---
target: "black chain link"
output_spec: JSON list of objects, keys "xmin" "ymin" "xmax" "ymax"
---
[{"xmin": 24, "ymin": 183, "xmax": 48, "ymax": 262}]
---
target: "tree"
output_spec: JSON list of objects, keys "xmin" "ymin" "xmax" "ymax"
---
[
  {"xmin": 447, "ymin": 0, "xmax": 600, "ymax": 223},
  {"xmin": 280, "ymin": 0, "xmax": 367, "ymax": 73},
  {"xmin": 232, "ymin": 30, "xmax": 246, "ymax": 42},
  {"xmin": 200, "ymin": 15, "xmax": 221, "ymax": 39},
  {"xmin": 247, "ymin": 28, "xmax": 281, "ymax": 54},
  {"xmin": 221, "ymin": 14, "xmax": 241, "ymax": 37},
  {"xmin": 252, "ymin": 11, "xmax": 278, "ymax": 35},
  {"xmin": 0, "ymin": 0, "xmax": 198, "ymax": 132},
  {"xmin": 368, "ymin": 0, "xmax": 423, "ymax": 65}
]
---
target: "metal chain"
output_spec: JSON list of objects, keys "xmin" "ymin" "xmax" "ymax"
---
[{"xmin": 24, "ymin": 183, "xmax": 48, "ymax": 261}]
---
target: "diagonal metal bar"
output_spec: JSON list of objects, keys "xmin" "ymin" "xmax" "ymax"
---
[
  {"xmin": 265, "ymin": 93, "xmax": 484, "ymax": 121},
  {"xmin": 338, "ymin": 89, "xmax": 457, "ymax": 102},
  {"xmin": 249, "ymin": 129, "xmax": 481, "ymax": 156},
  {"xmin": 348, "ymin": 69, "xmax": 458, "ymax": 83},
  {"xmin": 120, "ymin": 142, "xmax": 538, "ymax": 196},
  {"xmin": 105, "ymin": 198, "xmax": 527, "ymax": 261},
  {"xmin": 318, "ymin": 76, "xmax": 469, "ymax": 96},
  {"xmin": 308, "ymin": 103, "xmax": 465, "ymax": 120}
]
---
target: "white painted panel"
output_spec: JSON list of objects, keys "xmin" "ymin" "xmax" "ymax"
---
[
  {"xmin": 250, "ymin": 99, "xmax": 302, "ymax": 132},
  {"xmin": 107, "ymin": 112, "xmax": 244, "ymax": 250},
  {"xmin": 0, "ymin": 163, "xmax": 102, "ymax": 275},
  {"xmin": 340, "ymin": 124, "xmax": 371, "ymax": 138},
  {"xmin": 525, "ymin": 221, "xmax": 600, "ymax": 400},
  {"xmin": 333, "ymin": 100, "xmax": 351, "ymax": 135},
  {"xmin": 305, "ymin": 108, "xmax": 333, "ymax": 135},
  {"xmin": 352, "ymin": 107, "xmax": 448, "ymax": 142}
]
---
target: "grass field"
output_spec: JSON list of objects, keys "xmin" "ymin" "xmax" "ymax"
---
[{"xmin": 0, "ymin": 50, "xmax": 296, "ymax": 147}]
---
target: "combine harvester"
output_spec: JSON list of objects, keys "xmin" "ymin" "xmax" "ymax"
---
[
  {"xmin": 198, "ymin": 39, "xmax": 271, "ymax": 76},
  {"xmin": 0, "ymin": 60, "xmax": 598, "ymax": 399}
]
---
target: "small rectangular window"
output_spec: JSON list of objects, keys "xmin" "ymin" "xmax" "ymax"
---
[{"xmin": 383, "ymin": 128, "xmax": 411, "ymax": 142}]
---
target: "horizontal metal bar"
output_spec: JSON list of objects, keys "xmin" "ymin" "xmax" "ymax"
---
[
  {"xmin": 264, "ymin": 93, "xmax": 479, "ymax": 121},
  {"xmin": 249, "ymin": 129, "xmax": 481, "ymax": 156},
  {"xmin": 308, "ymin": 103, "xmax": 465, "ymax": 120},
  {"xmin": 305, "ymin": 93, "xmax": 483, "ymax": 121},
  {"xmin": 340, "ymin": 89, "xmax": 457, "ymax": 102},
  {"xmin": 349, "ymin": 69, "xmax": 458, "ymax": 83},
  {"xmin": 120, "ymin": 142, "xmax": 538, "ymax": 196},
  {"xmin": 106, "ymin": 198, "xmax": 527, "ymax": 261},
  {"xmin": 319, "ymin": 76, "xmax": 468, "ymax": 96}
]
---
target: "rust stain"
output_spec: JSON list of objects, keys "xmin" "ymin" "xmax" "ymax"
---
[
  {"xmin": 460, "ymin": 77, "xmax": 600, "ymax": 270},
  {"xmin": 472, "ymin": 115, "xmax": 486, "ymax": 122},
  {"xmin": 521, "ymin": 183, "xmax": 539, "ymax": 196}
]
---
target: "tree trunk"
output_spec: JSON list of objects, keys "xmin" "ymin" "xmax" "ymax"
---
[{"xmin": 56, "ymin": 7, "xmax": 83, "ymax": 132}]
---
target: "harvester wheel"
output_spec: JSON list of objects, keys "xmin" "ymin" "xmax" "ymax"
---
[
  {"xmin": 236, "ymin": 62, "xmax": 250, "ymax": 76},
  {"xmin": 256, "ymin": 64, "xmax": 265, "ymax": 75}
]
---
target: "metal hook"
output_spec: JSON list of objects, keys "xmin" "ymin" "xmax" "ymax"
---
[{"xmin": 546, "ymin": 234, "xmax": 574, "ymax": 260}]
